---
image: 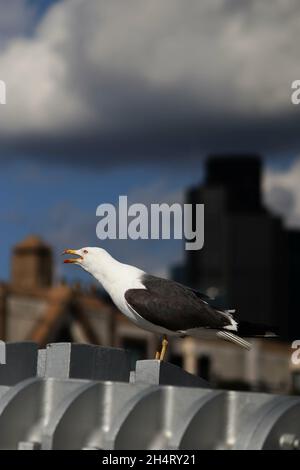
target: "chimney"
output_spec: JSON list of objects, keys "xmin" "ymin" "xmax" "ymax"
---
[{"xmin": 11, "ymin": 236, "xmax": 53, "ymax": 290}]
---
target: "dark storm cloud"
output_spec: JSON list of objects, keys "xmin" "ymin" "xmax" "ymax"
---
[{"xmin": 1, "ymin": 0, "xmax": 300, "ymax": 165}]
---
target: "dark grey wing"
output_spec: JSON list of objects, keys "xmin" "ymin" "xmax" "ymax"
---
[
  {"xmin": 124, "ymin": 275, "xmax": 233, "ymax": 332},
  {"xmin": 188, "ymin": 289, "xmax": 212, "ymax": 303},
  {"xmin": 187, "ymin": 287, "xmax": 228, "ymax": 311}
]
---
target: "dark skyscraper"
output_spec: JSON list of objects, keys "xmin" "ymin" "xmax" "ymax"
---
[
  {"xmin": 186, "ymin": 155, "xmax": 289, "ymax": 337},
  {"xmin": 206, "ymin": 157, "xmax": 262, "ymax": 212}
]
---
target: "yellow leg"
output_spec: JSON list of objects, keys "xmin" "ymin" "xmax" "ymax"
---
[
  {"xmin": 159, "ymin": 335, "xmax": 168, "ymax": 361},
  {"xmin": 155, "ymin": 338, "xmax": 162, "ymax": 359}
]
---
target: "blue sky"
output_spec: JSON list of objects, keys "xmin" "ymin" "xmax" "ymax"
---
[
  {"xmin": 29, "ymin": 0, "xmax": 59, "ymax": 16},
  {"xmin": 0, "ymin": 158, "xmax": 204, "ymax": 282},
  {"xmin": 1, "ymin": 154, "xmax": 298, "ymax": 284}
]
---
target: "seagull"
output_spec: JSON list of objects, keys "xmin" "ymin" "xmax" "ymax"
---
[{"xmin": 63, "ymin": 247, "xmax": 277, "ymax": 360}]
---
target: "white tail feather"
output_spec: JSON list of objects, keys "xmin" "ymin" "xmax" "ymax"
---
[
  {"xmin": 264, "ymin": 331, "xmax": 277, "ymax": 337},
  {"xmin": 217, "ymin": 330, "xmax": 252, "ymax": 350}
]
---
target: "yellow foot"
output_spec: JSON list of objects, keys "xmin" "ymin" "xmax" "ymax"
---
[{"xmin": 159, "ymin": 336, "xmax": 168, "ymax": 361}]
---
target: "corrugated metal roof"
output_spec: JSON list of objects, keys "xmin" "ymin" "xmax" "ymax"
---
[{"xmin": 0, "ymin": 342, "xmax": 298, "ymax": 450}]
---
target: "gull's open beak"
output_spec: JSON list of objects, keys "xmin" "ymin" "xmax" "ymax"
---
[{"xmin": 62, "ymin": 249, "xmax": 83, "ymax": 264}]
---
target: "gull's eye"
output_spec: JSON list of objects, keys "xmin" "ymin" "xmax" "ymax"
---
[{"xmin": 83, "ymin": 249, "xmax": 88, "ymax": 254}]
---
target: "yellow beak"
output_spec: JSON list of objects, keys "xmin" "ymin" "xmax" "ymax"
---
[{"xmin": 62, "ymin": 249, "xmax": 83, "ymax": 264}]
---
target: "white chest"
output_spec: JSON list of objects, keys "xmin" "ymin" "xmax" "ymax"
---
[
  {"xmin": 91, "ymin": 263, "xmax": 173, "ymax": 335},
  {"xmin": 108, "ymin": 277, "xmax": 145, "ymax": 322}
]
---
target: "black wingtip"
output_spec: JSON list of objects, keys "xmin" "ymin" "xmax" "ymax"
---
[{"xmin": 238, "ymin": 321, "xmax": 279, "ymax": 338}]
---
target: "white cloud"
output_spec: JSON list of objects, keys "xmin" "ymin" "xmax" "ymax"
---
[
  {"xmin": 263, "ymin": 158, "xmax": 300, "ymax": 227},
  {"xmin": 1, "ymin": 0, "xmax": 300, "ymax": 156}
]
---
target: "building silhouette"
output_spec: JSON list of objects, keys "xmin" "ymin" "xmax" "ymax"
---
[
  {"xmin": 186, "ymin": 155, "xmax": 290, "ymax": 338},
  {"xmin": 287, "ymin": 230, "xmax": 300, "ymax": 339}
]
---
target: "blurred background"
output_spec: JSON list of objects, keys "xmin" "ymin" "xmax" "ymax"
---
[{"xmin": 1, "ymin": 0, "xmax": 300, "ymax": 394}]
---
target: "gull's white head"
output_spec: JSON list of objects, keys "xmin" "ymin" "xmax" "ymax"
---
[
  {"xmin": 63, "ymin": 246, "xmax": 144, "ymax": 291},
  {"xmin": 63, "ymin": 247, "xmax": 113, "ymax": 275}
]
